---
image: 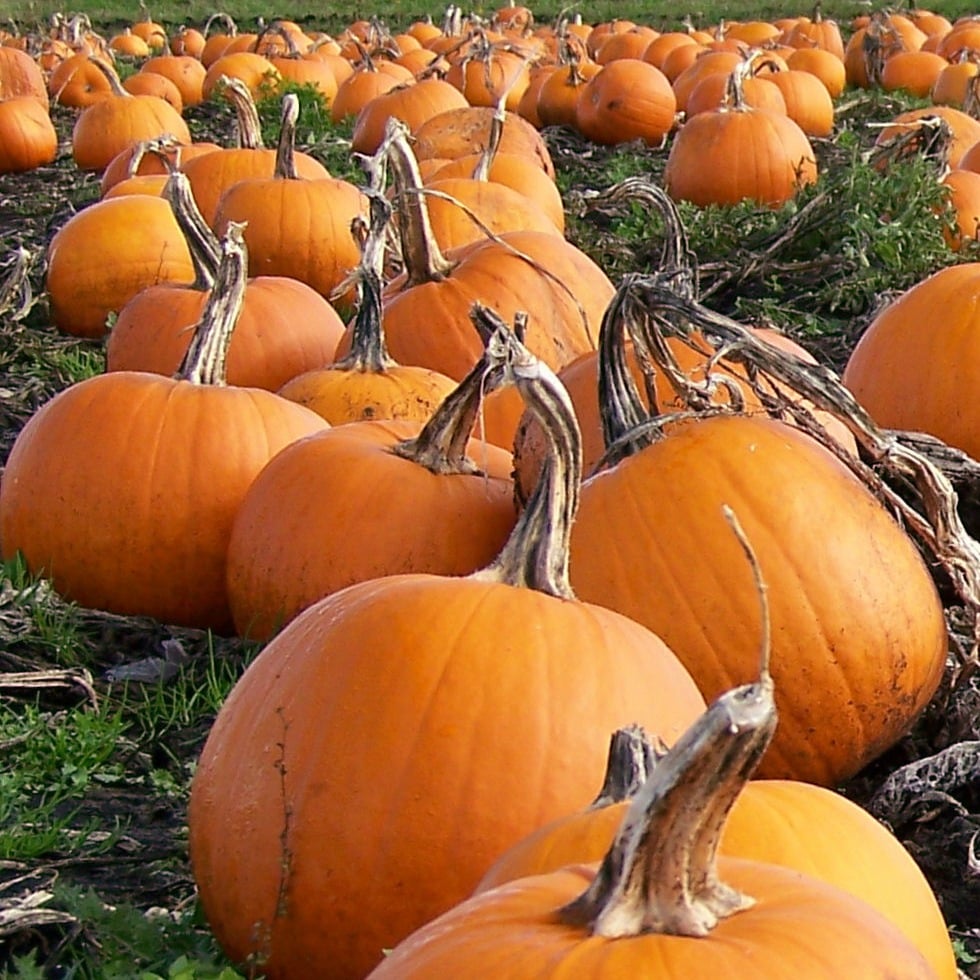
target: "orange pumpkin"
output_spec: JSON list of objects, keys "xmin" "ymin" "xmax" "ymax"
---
[
  {"xmin": 189, "ymin": 321, "xmax": 705, "ymax": 978},
  {"xmin": 371, "ymin": 674, "xmax": 935, "ymax": 978},
  {"xmin": 1, "ymin": 226, "xmax": 327, "ymax": 633},
  {"xmin": 0, "ymin": 96, "xmax": 58, "ymax": 173}
]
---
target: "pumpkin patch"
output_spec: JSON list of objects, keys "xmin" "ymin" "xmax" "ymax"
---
[{"xmin": 3, "ymin": 2, "xmax": 980, "ymax": 974}]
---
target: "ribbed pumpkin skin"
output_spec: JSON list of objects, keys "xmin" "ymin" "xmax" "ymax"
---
[
  {"xmin": 0, "ymin": 373, "xmax": 327, "ymax": 633},
  {"xmin": 475, "ymin": 780, "xmax": 957, "ymax": 980},
  {"xmin": 225, "ymin": 418, "xmax": 517, "ymax": 639},
  {"xmin": 569, "ymin": 415, "xmax": 947, "ymax": 786},
  {"xmin": 664, "ymin": 107, "xmax": 817, "ymax": 207},
  {"xmin": 380, "ymin": 231, "xmax": 614, "ymax": 381},
  {"xmin": 189, "ymin": 577, "xmax": 706, "ymax": 978},
  {"xmin": 105, "ymin": 277, "xmax": 345, "ymax": 391},
  {"xmin": 370, "ymin": 859, "xmax": 934, "ymax": 979},
  {"xmin": 71, "ymin": 94, "xmax": 191, "ymax": 171},
  {"xmin": 46, "ymin": 196, "xmax": 196, "ymax": 338},
  {"xmin": 843, "ymin": 264, "xmax": 980, "ymax": 458},
  {"xmin": 181, "ymin": 148, "xmax": 331, "ymax": 227},
  {"xmin": 213, "ymin": 178, "xmax": 367, "ymax": 309}
]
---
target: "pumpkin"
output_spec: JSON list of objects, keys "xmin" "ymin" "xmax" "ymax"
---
[
  {"xmin": 139, "ymin": 54, "xmax": 208, "ymax": 108},
  {"xmin": 106, "ymin": 172, "xmax": 345, "ymax": 390},
  {"xmin": 665, "ymin": 64, "xmax": 817, "ymax": 208},
  {"xmin": 180, "ymin": 78, "xmax": 330, "ymax": 227},
  {"xmin": 71, "ymin": 57, "xmax": 191, "ymax": 172},
  {"xmin": 0, "ymin": 96, "xmax": 58, "ymax": 173},
  {"xmin": 568, "ymin": 285, "xmax": 948, "ymax": 786},
  {"xmin": 46, "ymin": 193, "xmax": 196, "ymax": 338},
  {"xmin": 99, "ymin": 135, "xmax": 221, "ymax": 197},
  {"xmin": 0, "ymin": 45, "xmax": 49, "ymax": 106},
  {"xmin": 842, "ymin": 263, "xmax": 980, "ymax": 458},
  {"xmin": 371, "ymin": 671, "xmax": 935, "ymax": 978},
  {"xmin": 535, "ymin": 57, "xmax": 601, "ymax": 129},
  {"xmin": 350, "ymin": 75, "xmax": 469, "ymax": 155},
  {"xmin": 227, "ymin": 308, "xmax": 516, "ymax": 639},
  {"xmin": 574, "ymin": 58, "xmax": 677, "ymax": 146},
  {"xmin": 212, "ymin": 94, "xmax": 367, "ymax": 312},
  {"xmin": 330, "ymin": 54, "xmax": 414, "ymax": 122},
  {"xmin": 475, "ymin": 727, "xmax": 957, "ymax": 979},
  {"xmin": 202, "ymin": 50, "xmax": 282, "ymax": 101},
  {"xmin": 189, "ymin": 316, "xmax": 706, "ymax": 978},
  {"xmin": 49, "ymin": 53, "xmax": 115, "ymax": 108},
  {"xmin": 411, "ymin": 104, "xmax": 556, "ymax": 178},
  {"xmin": 1, "ymin": 225, "xmax": 328, "ymax": 633}
]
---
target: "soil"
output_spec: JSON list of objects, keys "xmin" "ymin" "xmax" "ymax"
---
[{"xmin": 2, "ymin": 99, "xmax": 980, "ymax": 976}]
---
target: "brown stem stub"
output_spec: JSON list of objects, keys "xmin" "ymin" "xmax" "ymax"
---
[
  {"xmin": 560, "ymin": 673, "xmax": 777, "ymax": 938},
  {"xmin": 591, "ymin": 725, "xmax": 666, "ymax": 809}
]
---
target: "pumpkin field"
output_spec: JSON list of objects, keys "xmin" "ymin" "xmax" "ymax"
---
[{"xmin": 4, "ymin": 1, "xmax": 980, "ymax": 976}]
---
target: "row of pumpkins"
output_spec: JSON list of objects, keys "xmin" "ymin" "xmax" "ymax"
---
[{"xmin": 2, "ymin": 4, "xmax": 979, "ymax": 977}]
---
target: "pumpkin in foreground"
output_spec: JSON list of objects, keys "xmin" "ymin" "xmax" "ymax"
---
[
  {"xmin": 370, "ymin": 663, "xmax": 934, "ymax": 978},
  {"xmin": 189, "ymin": 316, "xmax": 705, "ymax": 978}
]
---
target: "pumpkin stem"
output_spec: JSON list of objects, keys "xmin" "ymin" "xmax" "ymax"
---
[
  {"xmin": 175, "ymin": 222, "xmax": 248, "ymax": 386},
  {"xmin": 222, "ymin": 75, "xmax": 265, "ymax": 150},
  {"xmin": 332, "ymin": 193, "xmax": 397, "ymax": 374},
  {"xmin": 203, "ymin": 11, "xmax": 238, "ymax": 39},
  {"xmin": 86, "ymin": 54, "xmax": 128, "ymax": 97},
  {"xmin": 164, "ymin": 171, "xmax": 221, "ymax": 289},
  {"xmin": 388, "ymin": 292, "xmax": 512, "ymax": 476},
  {"xmin": 559, "ymin": 668, "xmax": 776, "ymax": 938},
  {"xmin": 591, "ymin": 725, "xmax": 667, "ymax": 809},
  {"xmin": 273, "ymin": 92, "xmax": 300, "ymax": 180},
  {"xmin": 469, "ymin": 303, "xmax": 581, "ymax": 598},
  {"xmin": 381, "ymin": 118, "xmax": 456, "ymax": 285},
  {"xmin": 471, "ymin": 90, "xmax": 506, "ymax": 182}
]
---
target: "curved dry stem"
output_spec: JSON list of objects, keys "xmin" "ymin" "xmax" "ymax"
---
[
  {"xmin": 560, "ymin": 672, "xmax": 777, "ymax": 938},
  {"xmin": 622, "ymin": 279, "xmax": 980, "ymax": 682},
  {"xmin": 176, "ymin": 222, "xmax": 248, "ymax": 386},
  {"xmin": 469, "ymin": 304, "xmax": 581, "ymax": 598},
  {"xmin": 164, "ymin": 171, "xmax": 220, "ymax": 288},
  {"xmin": 222, "ymin": 75, "xmax": 264, "ymax": 150},
  {"xmin": 273, "ymin": 92, "xmax": 300, "ymax": 180}
]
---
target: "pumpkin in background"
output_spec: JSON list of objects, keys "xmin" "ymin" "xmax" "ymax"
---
[
  {"xmin": 46, "ymin": 194, "xmax": 196, "ymax": 338},
  {"xmin": 0, "ymin": 96, "xmax": 58, "ymax": 173},
  {"xmin": 0, "ymin": 46, "xmax": 50, "ymax": 106},
  {"xmin": 189, "ymin": 320, "xmax": 705, "ymax": 979},
  {"xmin": 1, "ymin": 226, "xmax": 327, "ymax": 634},
  {"xmin": 71, "ymin": 58, "xmax": 191, "ymax": 171},
  {"xmin": 106, "ymin": 172, "xmax": 345, "ymax": 391},
  {"xmin": 574, "ymin": 58, "xmax": 676, "ymax": 146},
  {"xmin": 665, "ymin": 63, "xmax": 817, "ymax": 207},
  {"xmin": 842, "ymin": 263, "xmax": 980, "ymax": 459},
  {"xmin": 212, "ymin": 94, "xmax": 366, "ymax": 313},
  {"xmin": 181, "ymin": 78, "xmax": 330, "ymax": 227}
]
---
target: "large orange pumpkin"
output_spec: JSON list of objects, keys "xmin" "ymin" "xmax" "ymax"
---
[
  {"xmin": 189, "ymin": 322, "xmax": 705, "ymax": 978},
  {"xmin": 842, "ymin": 263, "xmax": 980, "ymax": 459},
  {"xmin": 1, "ymin": 226, "xmax": 327, "ymax": 633},
  {"xmin": 569, "ymin": 405, "xmax": 947, "ymax": 786}
]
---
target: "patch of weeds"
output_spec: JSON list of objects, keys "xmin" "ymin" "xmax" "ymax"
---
[
  {"xmin": 0, "ymin": 554, "xmax": 92, "ymax": 667},
  {"xmin": 0, "ymin": 700, "xmax": 129, "ymax": 861},
  {"xmin": 117, "ymin": 635, "xmax": 261, "ymax": 763},
  {"xmin": 4, "ymin": 884, "xmax": 243, "ymax": 979},
  {"xmin": 256, "ymin": 80, "xmax": 361, "ymax": 183}
]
